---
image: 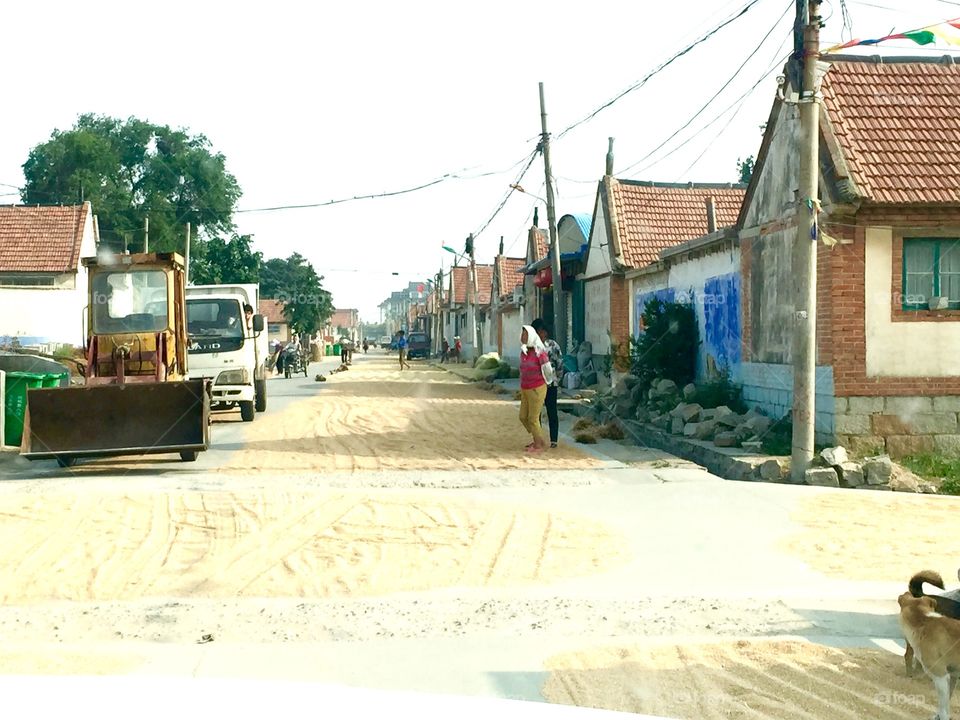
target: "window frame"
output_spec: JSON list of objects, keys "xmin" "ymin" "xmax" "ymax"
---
[{"xmin": 901, "ymin": 237, "xmax": 960, "ymax": 311}]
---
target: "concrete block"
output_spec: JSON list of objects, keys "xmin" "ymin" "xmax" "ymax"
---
[
  {"xmin": 714, "ymin": 432, "xmax": 738, "ymax": 447},
  {"xmin": 863, "ymin": 455, "xmax": 893, "ymax": 485},
  {"xmin": 845, "ymin": 435, "xmax": 886, "ymax": 458},
  {"xmin": 933, "ymin": 396, "xmax": 960, "ymax": 412},
  {"xmin": 885, "ymin": 396, "xmax": 933, "ymax": 414},
  {"xmin": 834, "ymin": 397, "xmax": 849, "ymax": 414},
  {"xmin": 805, "ymin": 467, "xmax": 840, "ymax": 487},
  {"xmin": 886, "ymin": 435, "xmax": 936, "ymax": 459},
  {"xmin": 683, "ymin": 422, "xmax": 699, "ymax": 438},
  {"xmin": 933, "ymin": 435, "xmax": 960, "ymax": 457},
  {"xmin": 820, "ymin": 446, "xmax": 849, "ymax": 466},
  {"xmin": 759, "ymin": 459, "xmax": 787, "ymax": 482},
  {"xmin": 848, "ymin": 396, "xmax": 883, "ymax": 414},
  {"xmin": 838, "ymin": 461, "xmax": 864, "ymax": 488},
  {"xmin": 835, "ymin": 414, "xmax": 871, "ymax": 434},
  {"xmin": 873, "ymin": 413, "xmax": 958, "ymax": 436}
]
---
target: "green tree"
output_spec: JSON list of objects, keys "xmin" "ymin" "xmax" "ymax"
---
[
  {"xmin": 260, "ymin": 253, "xmax": 333, "ymax": 334},
  {"xmin": 22, "ymin": 114, "xmax": 241, "ymax": 252},
  {"xmin": 736, "ymin": 155, "xmax": 755, "ymax": 184},
  {"xmin": 629, "ymin": 298, "xmax": 699, "ymax": 389},
  {"xmin": 189, "ymin": 234, "xmax": 262, "ymax": 285}
]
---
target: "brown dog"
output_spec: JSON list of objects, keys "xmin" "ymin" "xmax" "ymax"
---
[
  {"xmin": 905, "ymin": 570, "xmax": 960, "ymax": 677},
  {"xmin": 899, "ymin": 590, "xmax": 960, "ymax": 719}
]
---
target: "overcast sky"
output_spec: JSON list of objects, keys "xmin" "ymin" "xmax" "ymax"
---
[{"xmin": 3, "ymin": 0, "xmax": 958, "ymax": 320}]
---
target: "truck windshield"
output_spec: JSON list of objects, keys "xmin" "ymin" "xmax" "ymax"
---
[
  {"xmin": 91, "ymin": 269, "xmax": 168, "ymax": 334},
  {"xmin": 187, "ymin": 300, "xmax": 244, "ymax": 339}
]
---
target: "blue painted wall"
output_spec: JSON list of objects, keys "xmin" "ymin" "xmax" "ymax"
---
[
  {"xmin": 634, "ymin": 288, "xmax": 676, "ymax": 335},
  {"xmin": 702, "ymin": 272, "xmax": 742, "ymax": 377}
]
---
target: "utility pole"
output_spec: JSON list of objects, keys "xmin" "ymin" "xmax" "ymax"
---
[
  {"xmin": 466, "ymin": 234, "xmax": 480, "ymax": 362},
  {"xmin": 539, "ymin": 82, "xmax": 565, "ymax": 352},
  {"xmin": 790, "ymin": 0, "xmax": 823, "ymax": 484},
  {"xmin": 144, "ymin": 217, "xmax": 149, "ymax": 253},
  {"xmin": 184, "ymin": 222, "xmax": 191, "ymax": 285}
]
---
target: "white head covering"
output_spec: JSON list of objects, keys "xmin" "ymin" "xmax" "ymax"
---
[{"xmin": 521, "ymin": 325, "xmax": 545, "ymax": 355}]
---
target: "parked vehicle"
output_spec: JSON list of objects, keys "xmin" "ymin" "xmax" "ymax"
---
[
  {"xmin": 379, "ymin": 335, "xmax": 392, "ymax": 349},
  {"xmin": 406, "ymin": 332, "xmax": 430, "ymax": 359},
  {"xmin": 186, "ymin": 284, "xmax": 269, "ymax": 422}
]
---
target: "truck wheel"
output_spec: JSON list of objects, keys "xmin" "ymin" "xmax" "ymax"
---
[
  {"xmin": 255, "ymin": 379, "xmax": 267, "ymax": 412},
  {"xmin": 240, "ymin": 400, "xmax": 256, "ymax": 422},
  {"xmin": 180, "ymin": 450, "xmax": 198, "ymax": 462}
]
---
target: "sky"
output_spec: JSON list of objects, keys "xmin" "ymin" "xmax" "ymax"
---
[{"xmin": 3, "ymin": 0, "xmax": 960, "ymax": 321}]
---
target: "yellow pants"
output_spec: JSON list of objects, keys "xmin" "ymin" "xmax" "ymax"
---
[{"xmin": 519, "ymin": 384, "xmax": 547, "ymax": 443}]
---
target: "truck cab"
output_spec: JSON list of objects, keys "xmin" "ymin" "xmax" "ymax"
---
[{"xmin": 185, "ymin": 284, "xmax": 268, "ymax": 421}]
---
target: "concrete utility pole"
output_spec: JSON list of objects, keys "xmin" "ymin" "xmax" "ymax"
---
[
  {"xmin": 539, "ymin": 82, "xmax": 565, "ymax": 352},
  {"xmin": 790, "ymin": 0, "xmax": 823, "ymax": 484},
  {"xmin": 144, "ymin": 217, "xmax": 149, "ymax": 253},
  {"xmin": 184, "ymin": 223, "xmax": 191, "ymax": 285},
  {"xmin": 466, "ymin": 234, "xmax": 480, "ymax": 362}
]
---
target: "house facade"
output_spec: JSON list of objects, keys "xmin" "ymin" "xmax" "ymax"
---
[
  {"xmin": 739, "ymin": 54, "xmax": 960, "ymax": 455},
  {"xmin": 258, "ymin": 298, "xmax": 290, "ymax": 345},
  {"xmin": 0, "ymin": 202, "xmax": 98, "ymax": 347},
  {"xmin": 489, "ymin": 249, "xmax": 526, "ymax": 360}
]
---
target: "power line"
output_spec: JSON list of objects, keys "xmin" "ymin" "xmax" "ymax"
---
[
  {"xmin": 617, "ymin": 0, "xmax": 794, "ymax": 177},
  {"xmin": 554, "ymin": 0, "xmax": 766, "ymax": 141},
  {"xmin": 471, "ymin": 150, "xmax": 540, "ymax": 241}
]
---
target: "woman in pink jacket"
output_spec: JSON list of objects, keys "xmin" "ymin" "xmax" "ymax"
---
[{"xmin": 518, "ymin": 325, "xmax": 556, "ymax": 454}]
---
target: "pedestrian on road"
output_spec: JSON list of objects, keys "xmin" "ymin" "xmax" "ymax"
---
[
  {"xmin": 340, "ymin": 338, "xmax": 349, "ymax": 365},
  {"xmin": 397, "ymin": 330, "xmax": 412, "ymax": 371},
  {"xmin": 441, "ymin": 338, "xmax": 449, "ymax": 364},
  {"xmin": 532, "ymin": 318, "xmax": 563, "ymax": 449},
  {"xmin": 518, "ymin": 325, "xmax": 555, "ymax": 454}
]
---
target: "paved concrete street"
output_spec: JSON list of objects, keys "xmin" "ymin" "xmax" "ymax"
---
[{"xmin": 0, "ymin": 352, "xmax": 955, "ymax": 718}]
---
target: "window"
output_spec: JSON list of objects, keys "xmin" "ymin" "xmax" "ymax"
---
[
  {"xmin": 0, "ymin": 273, "xmax": 56, "ymax": 287},
  {"xmin": 902, "ymin": 238, "xmax": 960, "ymax": 310},
  {"xmin": 91, "ymin": 269, "xmax": 168, "ymax": 333}
]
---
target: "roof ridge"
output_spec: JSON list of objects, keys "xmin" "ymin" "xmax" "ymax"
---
[
  {"xmin": 615, "ymin": 179, "xmax": 748, "ymax": 190},
  {"xmin": 826, "ymin": 53, "xmax": 959, "ymax": 66}
]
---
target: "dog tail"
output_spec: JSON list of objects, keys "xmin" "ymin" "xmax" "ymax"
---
[{"xmin": 910, "ymin": 570, "xmax": 945, "ymax": 597}]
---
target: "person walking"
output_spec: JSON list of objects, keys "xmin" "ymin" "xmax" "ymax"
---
[
  {"xmin": 441, "ymin": 338, "xmax": 450, "ymax": 364},
  {"xmin": 518, "ymin": 325, "xmax": 555, "ymax": 454},
  {"xmin": 532, "ymin": 318, "xmax": 564, "ymax": 449},
  {"xmin": 397, "ymin": 330, "xmax": 412, "ymax": 371}
]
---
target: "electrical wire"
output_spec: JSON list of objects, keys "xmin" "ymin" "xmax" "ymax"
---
[
  {"xmin": 616, "ymin": 0, "xmax": 794, "ymax": 177},
  {"xmin": 554, "ymin": 0, "xmax": 766, "ymax": 141},
  {"xmin": 470, "ymin": 150, "xmax": 540, "ymax": 242}
]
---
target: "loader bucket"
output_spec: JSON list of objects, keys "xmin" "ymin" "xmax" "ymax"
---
[{"xmin": 20, "ymin": 380, "xmax": 210, "ymax": 463}]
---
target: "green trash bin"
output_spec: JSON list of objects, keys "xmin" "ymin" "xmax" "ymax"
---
[
  {"xmin": 332, "ymin": 344, "xmax": 341, "ymax": 357},
  {"xmin": 3, "ymin": 372, "xmax": 45, "ymax": 447},
  {"xmin": 40, "ymin": 371, "xmax": 68, "ymax": 388}
]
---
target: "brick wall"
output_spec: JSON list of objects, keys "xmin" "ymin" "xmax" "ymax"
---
[{"xmin": 609, "ymin": 274, "xmax": 630, "ymax": 346}]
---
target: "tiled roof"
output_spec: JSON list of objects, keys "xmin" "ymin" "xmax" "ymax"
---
[
  {"xmin": 0, "ymin": 203, "xmax": 89, "ymax": 272},
  {"xmin": 610, "ymin": 181, "xmax": 745, "ymax": 268},
  {"xmin": 495, "ymin": 256, "xmax": 526, "ymax": 298},
  {"xmin": 447, "ymin": 264, "xmax": 493, "ymax": 305},
  {"xmin": 330, "ymin": 309, "xmax": 358, "ymax": 328},
  {"xmin": 821, "ymin": 57, "xmax": 960, "ymax": 204},
  {"xmin": 531, "ymin": 228, "xmax": 549, "ymax": 261},
  {"xmin": 258, "ymin": 298, "xmax": 287, "ymax": 323}
]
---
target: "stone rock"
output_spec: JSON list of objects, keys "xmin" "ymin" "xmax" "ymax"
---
[
  {"xmin": 677, "ymin": 403, "xmax": 702, "ymax": 423},
  {"xmin": 671, "ymin": 417, "xmax": 685, "ymax": 435},
  {"xmin": 919, "ymin": 482, "xmax": 939, "ymax": 494},
  {"xmin": 740, "ymin": 440, "xmax": 763, "ymax": 453},
  {"xmin": 717, "ymin": 413, "xmax": 742, "ymax": 429},
  {"xmin": 682, "ymin": 383, "xmax": 697, "ymax": 401},
  {"xmin": 744, "ymin": 415, "xmax": 773, "ymax": 435},
  {"xmin": 714, "ymin": 405, "xmax": 734, "ymax": 418},
  {"xmin": 694, "ymin": 419, "xmax": 718, "ymax": 440},
  {"xmin": 889, "ymin": 464, "xmax": 926, "ymax": 493},
  {"xmin": 700, "ymin": 408, "xmax": 717, "ymax": 422},
  {"xmin": 820, "ymin": 446, "xmax": 849, "ymax": 467},
  {"xmin": 655, "ymin": 414, "xmax": 672, "ymax": 431},
  {"xmin": 669, "ymin": 402, "xmax": 688, "ymax": 418},
  {"xmin": 631, "ymin": 383, "xmax": 647, "ymax": 405},
  {"xmin": 683, "ymin": 422, "xmax": 699, "ymax": 438},
  {"xmin": 635, "ymin": 407, "xmax": 651, "ymax": 423},
  {"xmin": 714, "ymin": 431, "xmax": 738, "ymax": 447},
  {"xmin": 656, "ymin": 379, "xmax": 678, "ymax": 395},
  {"xmin": 837, "ymin": 461, "xmax": 864, "ymax": 488},
  {"xmin": 805, "ymin": 467, "xmax": 840, "ymax": 487},
  {"xmin": 863, "ymin": 455, "xmax": 893, "ymax": 485},
  {"xmin": 613, "ymin": 376, "xmax": 638, "ymax": 397},
  {"xmin": 759, "ymin": 459, "xmax": 786, "ymax": 481},
  {"xmin": 615, "ymin": 402, "xmax": 635, "ymax": 419}
]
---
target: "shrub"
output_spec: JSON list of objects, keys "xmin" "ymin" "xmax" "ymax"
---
[
  {"xmin": 901, "ymin": 454, "xmax": 960, "ymax": 495},
  {"xmin": 629, "ymin": 299, "xmax": 698, "ymax": 391},
  {"xmin": 574, "ymin": 430, "xmax": 598, "ymax": 444},
  {"xmin": 694, "ymin": 371, "xmax": 748, "ymax": 414},
  {"xmin": 597, "ymin": 423, "xmax": 625, "ymax": 440},
  {"xmin": 573, "ymin": 417, "xmax": 595, "ymax": 431}
]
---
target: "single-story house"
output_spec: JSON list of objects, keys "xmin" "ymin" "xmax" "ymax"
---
[
  {"xmin": 489, "ymin": 243, "xmax": 526, "ymax": 360},
  {"xmin": 0, "ymin": 202, "xmax": 98, "ymax": 347},
  {"xmin": 441, "ymin": 263, "xmax": 492, "ymax": 357},
  {"xmin": 739, "ymin": 53, "xmax": 960, "ymax": 455},
  {"xmin": 259, "ymin": 298, "xmax": 290, "ymax": 345}
]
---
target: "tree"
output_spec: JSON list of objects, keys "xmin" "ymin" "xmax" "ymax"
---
[
  {"xmin": 260, "ymin": 253, "xmax": 333, "ymax": 334},
  {"xmin": 189, "ymin": 234, "xmax": 262, "ymax": 285},
  {"xmin": 629, "ymin": 298, "xmax": 699, "ymax": 389},
  {"xmin": 22, "ymin": 114, "xmax": 241, "ymax": 252},
  {"xmin": 736, "ymin": 155, "xmax": 755, "ymax": 184}
]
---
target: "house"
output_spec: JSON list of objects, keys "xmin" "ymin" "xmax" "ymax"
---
[
  {"xmin": 0, "ymin": 202, "xmax": 99, "ymax": 347},
  {"xmin": 329, "ymin": 308, "xmax": 360, "ymax": 342},
  {"xmin": 440, "ymin": 263, "xmax": 492, "ymax": 358},
  {"xmin": 580, "ymin": 173, "xmax": 745, "ymax": 365},
  {"xmin": 489, "ymin": 242, "xmax": 527, "ymax": 359},
  {"xmin": 738, "ymin": 54, "xmax": 960, "ymax": 455},
  {"xmin": 258, "ymin": 298, "xmax": 290, "ymax": 345}
]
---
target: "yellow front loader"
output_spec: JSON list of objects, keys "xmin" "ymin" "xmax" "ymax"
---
[{"xmin": 20, "ymin": 252, "xmax": 211, "ymax": 467}]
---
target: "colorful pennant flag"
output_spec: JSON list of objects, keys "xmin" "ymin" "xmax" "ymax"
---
[{"xmin": 825, "ymin": 18, "xmax": 960, "ymax": 53}]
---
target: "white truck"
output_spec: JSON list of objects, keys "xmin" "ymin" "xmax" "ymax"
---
[{"xmin": 185, "ymin": 284, "xmax": 269, "ymax": 421}]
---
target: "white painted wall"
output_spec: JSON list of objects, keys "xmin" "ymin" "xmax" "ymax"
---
[
  {"xmin": 500, "ymin": 308, "xmax": 523, "ymax": 365},
  {"xmin": 629, "ymin": 270, "xmax": 669, "ymax": 336},
  {"xmin": 584, "ymin": 276, "xmax": 611, "ymax": 354},
  {"xmin": 0, "ymin": 211, "xmax": 96, "ymax": 347},
  {"xmin": 865, "ymin": 227, "xmax": 960, "ymax": 377},
  {"xmin": 583, "ymin": 199, "xmax": 612, "ymax": 279}
]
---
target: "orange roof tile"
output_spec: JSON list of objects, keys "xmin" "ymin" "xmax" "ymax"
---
[
  {"xmin": 610, "ymin": 181, "xmax": 745, "ymax": 268},
  {"xmin": 0, "ymin": 204, "xmax": 89, "ymax": 273},
  {"xmin": 258, "ymin": 298, "xmax": 287, "ymax": 323},
  {"xmin": 822, "ymin": 58, "xmax": 960, "ymax": 205},
  {"xmin": 531, "ymin": 227, "xmax": 549, "ymax": 261},
  {"xmin": 447, "ymin": 264, "xmax": 493, "ymax": 305},
  {"xmin": 495, "ymin": 255, "xmax": 526, "ymax": 298}
]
